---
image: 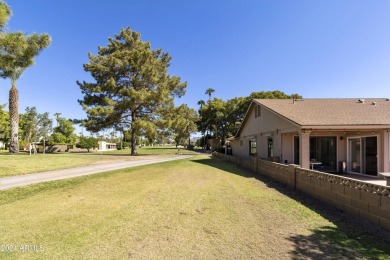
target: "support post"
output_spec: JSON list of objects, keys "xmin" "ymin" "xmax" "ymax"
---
[{"xmin": 299, "ymin": 130, "xmax": 311, "ymax": 169}]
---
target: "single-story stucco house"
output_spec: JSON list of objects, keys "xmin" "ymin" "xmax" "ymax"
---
[
  {"xmin": 98, "ymin": 141, "xmax": 117, "ymax": 151},
  {"xmin": 228, "ymin": 98, "xmax": 390, "ymax": 177}
]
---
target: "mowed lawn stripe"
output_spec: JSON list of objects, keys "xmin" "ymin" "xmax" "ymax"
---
[{"xmin": 0, "ymin": 155, "xmax": 389, "ymax": 259}]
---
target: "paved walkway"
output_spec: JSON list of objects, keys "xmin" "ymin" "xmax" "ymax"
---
[{"xmin": 0, "ymin": 155, "xmax": 192, "ymax": 190}]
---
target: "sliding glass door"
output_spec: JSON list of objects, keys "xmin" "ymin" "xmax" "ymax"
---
[
  {"xmin": 348, "ymin": 136, "xmax": 377, "ymax": 175},
  {"xmin": 365, "ymin": 137, "xmax": 378, "ymax": 175},
  {"xmin": 349, "ymin": 138, "xmax": 361, "ymax": 173}
]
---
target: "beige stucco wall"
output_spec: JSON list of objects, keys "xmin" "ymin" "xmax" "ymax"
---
[
  {"xmin": 233, "ymin": 104, "xmax": 299, "ymax": 160},
  {"xmin": 281, "ymin": 134, "xmax": 294, "ymax": 164}
]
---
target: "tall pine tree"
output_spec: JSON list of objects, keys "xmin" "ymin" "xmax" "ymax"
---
[{"xmin": 78, "ymin": 27, "xmax": 187, "ymax": 155}]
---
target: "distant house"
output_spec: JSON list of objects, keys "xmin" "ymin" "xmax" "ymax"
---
[
  {"xmin": 98, "ymin": 141, "xmax": 117, "ymax": 151},
  {"xmin": 229, "ymin": 98, "xmax": 390, "ymax": 177}
]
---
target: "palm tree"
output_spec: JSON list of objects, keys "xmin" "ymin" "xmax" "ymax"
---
[
  {"xmin": 8, "ymin": 68, "xmax": 24, "ymax": 153},
  {"xmin": 0, "ymin": 29, "xmax": 50, "ymax": 153},
  {"xmin": 205, "ymin": 88, "xmax": 215, "ymax": 103},
  {"xmin": 204, "ymin": 89, "xmax": 215, "ymax": 149},
  {"xmin": 197, "ymin": 100, "xmax": 206, "ymax": 148},
  {"xmin": 197, "ymin": 100, "xmax": 205, "ymax": 109}
]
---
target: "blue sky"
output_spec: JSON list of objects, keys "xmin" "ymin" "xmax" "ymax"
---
[{"xmin": 1, "ymin": 0, "xmax": 390, "ymax": 125}]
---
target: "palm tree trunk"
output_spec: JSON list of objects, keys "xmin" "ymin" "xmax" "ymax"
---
[{"xmin": 9, "ymin": 84, "xmax": 19, "ymax": 153}]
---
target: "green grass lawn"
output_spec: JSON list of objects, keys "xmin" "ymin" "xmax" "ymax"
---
[
  {"xmin": 0, "ymin": 155, "xmax": 389, "ymax": 259},
  {"xmin": 0, "ymin": 146, "xmax": 199, "ymax": 177}
]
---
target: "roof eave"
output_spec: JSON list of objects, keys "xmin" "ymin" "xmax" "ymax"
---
[{"xmin": 300, "ymin": 125, "xmax": 390, "ymax": 130}]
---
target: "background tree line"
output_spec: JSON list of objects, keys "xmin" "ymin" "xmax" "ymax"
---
[
  {"xmin": 196, "ymin": 90, "xmax": 302, "ymax": 146},
  {"xmin": 0, "ymin": 100, "xmax": 200, "ymax": 153},
  {"xmin": 0, "ymin": 106, "xmax": 78, "ymax": 152}
]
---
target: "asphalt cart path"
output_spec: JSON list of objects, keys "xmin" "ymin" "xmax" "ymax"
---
[{"xmin": 0, "ymin": 155, "xmax": 192, "ymax": 190}]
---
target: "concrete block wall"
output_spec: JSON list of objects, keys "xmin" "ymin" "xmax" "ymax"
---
[
  {"xmin": 213, "ymin": 152, "xmax": 240, "ymax": 165},
  {"xmin": 257, "ymin": 159, "xmax": 290, "ymax": 186},
  {"xmin": 295, "ymin": 167, "xmax": 390, "ymax": 230},
  {"xmin": 241, "ymin": 158, "xmax": 254, "ymax": 170},
  {"xmin": 212, "ymin": 152, "xmax": 390, "ymax": 231}
]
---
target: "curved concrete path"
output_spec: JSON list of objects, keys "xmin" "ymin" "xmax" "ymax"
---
[{"xmin": 0, "ymin": 155, "xmax": 192, "ymax": 190}]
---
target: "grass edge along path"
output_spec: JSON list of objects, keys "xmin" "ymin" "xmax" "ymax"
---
[
  {"xmin": 0, "ymin": 155, "xmax": 389, "ymax": 259},
  {"xmin": 0, "ymin": 146, "xmax": 199, "ymax": 178},
  {"xmin": 0, "ymin": 155, "xmax": 192, "ymax": 190}
]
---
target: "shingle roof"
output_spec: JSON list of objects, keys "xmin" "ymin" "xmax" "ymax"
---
[{"xmin": 255, "ymin": 98, "xmax": 390, "ymax": 126}]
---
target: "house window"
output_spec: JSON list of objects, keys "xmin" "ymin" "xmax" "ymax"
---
[
  {"xmin": 267, "ymin": 137, "xmax": 273, "ymax": 157},
  {"xmin": 255, "ymin": 105, "xmax": 261, "ymax": 118},
  {"xmin": 249, "ymin": 139, "xmax": 256, "ymax": 155}
]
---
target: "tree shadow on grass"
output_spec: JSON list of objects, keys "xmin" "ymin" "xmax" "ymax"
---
[
  {"xmin": 0, "ymin": 151, "xmax": 30, "ymax": 156},
  {"xmin": 192, "ymin": 156, "xmax": 390, "ymax": 259},
  {"xmin": 288, "ymin": 225, "xmax": 390, "ymax": 260}
]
